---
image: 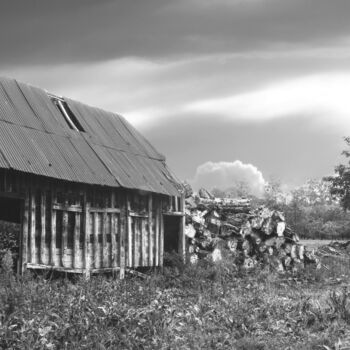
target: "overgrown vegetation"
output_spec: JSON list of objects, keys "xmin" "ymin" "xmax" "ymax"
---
[
  {"xmin": 259, "ymin": 178, "xmax": 350, "ymax": 240},
  {"xmin": 0, "ymin": 220, "xmax": 19, "ymax": 266},
  {"xmin": 1, "ymin": 250, "xmax": 350, "ymax": 349}
]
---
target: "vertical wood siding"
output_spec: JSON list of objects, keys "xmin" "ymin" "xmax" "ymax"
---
[{"xmin": 0, "ymin": 169, "xmax": 183, "ymax": 275}]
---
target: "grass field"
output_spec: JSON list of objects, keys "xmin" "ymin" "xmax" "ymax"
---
[{"xmin": 1, "ymin": 249, "xmax": 350, "ymax": 349}]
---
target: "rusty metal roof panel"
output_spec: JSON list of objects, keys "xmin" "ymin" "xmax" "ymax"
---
[
  {"xmin": 92, "ymin": 145, "xmax": 139, "ymax": 189},
  {"xmin": 0, "ymin": 77, "xmax": 181, "ymax": 195},
  {"xmin": 118, "ymin": 115, "xmax": 165, "ymax": 160},
  {"xmin": 17, "ymin": 82, "xmax": 70, "ymax": 136},
  {"xmin": 120, "ymin": 152, "xmax": 162, "ymax": 193},
  {"xmin": 68, "ymin": 138, "xmax": 118, "ymax": 187},
  {"xmin": 66, "ymin": 98, "xmax": 164, "ymax": 159},
  {"xmin": 0, "ymin": 122, "xmax": 54, "ymax": 176},
  {"xmin": 50, "ymin": 134, "xmax": 103, "ymax": 185},
  {"xmin": 0, "ymin": 78, "xmax": 45, "ymax": 130},
  {"xmin": 135, "ymin": 155, "xmax": 180, "ymax": 196},
  {"xmin": 107, "ymin": 112, "xmax": 157, "ymax": 158},
  {"xmin": 0, "ymin": 83, "xmax": 20, "ymax": 125},
  {"xmin": 64, "ymin": 99, "xmax": 117, "ymax": 149},
  {"xmin": 115, "ymin": 151, "xmax": 157, "ymax": 192}
]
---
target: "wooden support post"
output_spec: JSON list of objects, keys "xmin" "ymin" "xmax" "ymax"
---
[
  {"xmin": 30, "ymin": 189, "xmax": 36, "ymax": 264},
  {"xmin": 127, "ymin": 194, "xmax": 132, "ymax": 267},
  {"xmin": 148, "ymin": 194, "xmax": 153, "ymax": 266},
  {"xmin": 40, "ymin": 191, "xmax": 46, "ymax": 264},
  {"xmin": 141, "ymin": 218, "xmax": 146, "ymax": 266},
  {"xmin": 159, "ymin": 198, "xmax": 164, "ymax": 267},
  {"xmin": 174, "ymin": 196, "xmax": 179, "ymax": 212},
  {"xmin": 169, "ymin": 196, "xmax": 173, "ymax": 212},
  {"xmin": 133, "ymin": 218, "xmax": 138, "ymax": 267},
  {"xmin": 179, "ymin": 195, "xmax": 186, "ymax": 262},
  {"xmin": 111, "ymin": 191, "xmax": 117, "ymax": 271},
  {"xmin": 155, "ymin": 196, "xmax": 159, "ymax": 266},
  {"xmin": 102, "ymin": 208, "xmax": 108, "ymax": 268},
  {"xmin": 84, "ymin": 192, "xmax": 91, "ymax": 278},
  {"xmin": 50, "ymin": 189, "xmax": 56, "ymax": 266},
  {"xmin": 94, "ymin": 212, "xmax": 99, "ymax": 268},
  {"xmin": 61, "ymin": 211, "xmax": 68, "ymax": 268},
  {"xmin": 21, "ymin": 190, "xmax": 30, "ymax": 274},
  {"xmin": 133, "ymin": 194, "xmax": 138, "ymax": 267},
  {"xmin": 74, "ymin": 212, "xmax": 80, "ymax": 269},
  {"xmin": 119, "ymin": 192, "xmax": 126, "ymax": 279}
]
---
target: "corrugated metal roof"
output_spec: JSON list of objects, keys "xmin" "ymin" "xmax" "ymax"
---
[{"xmin": 0, "ymin": 77, "xmax": 181, "ymax": 196}]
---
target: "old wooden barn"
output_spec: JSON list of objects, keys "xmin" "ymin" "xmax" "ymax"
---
[{"xmin": 0, "ymin": 77, "xmax": 185, "ymax": 277}]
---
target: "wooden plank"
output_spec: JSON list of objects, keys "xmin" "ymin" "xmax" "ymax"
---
[
  {"xmin": 133, "ymin": 218, "xmax": 138, "ymax": 267},
  {"xmin": 102, "ymin": 201, "xmax": 108, "ymax": 268},
  {"xmin": 26, "ymin": 262, "xmax": 84, "ymax": 274},
  {"xmin": 159, "ymin": 198, "xmax": 164, "ymax": 267},
  {"xmin": 133, "ymin": 194, "xmax": 138, "ymax": 267},
  {"xmin": 30, "ymin": 189, "xmax": 36, "ymax": 264},
  {"xmin": 174, "ymin": 196, "xmax": 179, "ymax": 212},
  {"xmin": 74, "ymin": 212, "xmax": 80, "ymax": 269},
  {"xmin": 21, "ymin": 190, "xmax": 30, "ymax": 274},
  {"xmin": 111, "ymin": 191, "xmax": 117, "ymax": 270},
  {"xmin": 128, "ymin": 211, "xmax": 149, "ymax": 218},
  {"xmin": 83, "ymin": 191, "xmax": 91, "ymax": 278},
  {"xmin": 50, "ymin": 189, "xmax": 57, "ymax": 266},
  {"xmin": 179, "ymin": 195, "xmax": 186, "ymax": 262},
  {"xmin": 119, "ymin": 192, "xmax": 126, "ymax": 279},
  {"xmin": 127, "ymin": 194, "xmax": 132, "ymax": 267},
  {"xmin": 162, "ymin": 211, "xmax": 184, "ymax": 216},
  {"xmin": 40, "ymin": 191, "xmax": 46, "ymax": 264},
  {"xmin": 52, "ymin": 203, "xmax": 82, "ymax": 212},
  {"xmin": 155, "ymin": 196, "xmax": 159, "ymax": 266},
  {"xmin": 61, "ymin": 211, "xmax": 68, "ymax": 267},
  {"xmin": 89, "ymin": 207, "xmax": 121, "ymax": 214},
  {"xmin": 94, "ymin": 212, "xmax": 99, "ymax": 269},
  {"xmin": 169, "ymin": 196, "xmax": 173, "ymax": 212},
  {"xmin": 141, "ymin": 218, "xmax": 146, "ymax": 266},
  {"xmin": 148, "ymin": 195, "xmax": 153, "ymax": 266}
]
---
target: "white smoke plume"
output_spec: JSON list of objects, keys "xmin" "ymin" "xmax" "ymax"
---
[{"xmin": 191, "ymin": 160, "xmax": 266, "ymax": 197}]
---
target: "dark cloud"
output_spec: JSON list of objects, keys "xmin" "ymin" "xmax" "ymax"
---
[{"xmin": 1, "ymin": 0, "xmax": 350, "ymax": 65}]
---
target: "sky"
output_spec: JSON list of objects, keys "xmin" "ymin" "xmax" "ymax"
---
[{"xmin": 0, "ymin": 0, "xmax": 349, "ymax": 194}]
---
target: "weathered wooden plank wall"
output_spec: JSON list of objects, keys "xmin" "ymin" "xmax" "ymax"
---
[{"xmin": 0, "ymin": 169, "xmax": 183, "ymax": 276}]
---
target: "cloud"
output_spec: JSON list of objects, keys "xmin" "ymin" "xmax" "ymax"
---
[
  {"xmin": 185, "ymin": 73, "xmax": 350, "ymax": 128},
  {"xmin": 1, "ymin": 0, "xmax": 350, "ymax": 66},
  {"xmin": 191, "ymin": 160, "xmax": 266, "ymax": 196}
]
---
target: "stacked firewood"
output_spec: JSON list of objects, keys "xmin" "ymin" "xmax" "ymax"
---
[{"xmin": 185, "ymin": 188, "xmax": 319, "ymax": 272}]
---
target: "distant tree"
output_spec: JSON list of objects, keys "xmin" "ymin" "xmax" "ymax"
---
[
  {"xmin": 325, "ymin": 137, "xmax": 350, "ymax": 211},
  {"xmin": 292, "ymin": 179, "xmax": 333, "ymax": 206},
  {"xmin": 263, "ymin": 177, "xmax": 287, "ymax": 210}
]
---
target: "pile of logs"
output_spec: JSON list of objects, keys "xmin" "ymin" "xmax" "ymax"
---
[{"xmin": 185, "ymin": 188, "xmax": 319, "ymax": 272}]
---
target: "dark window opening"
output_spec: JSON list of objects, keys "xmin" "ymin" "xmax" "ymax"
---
[
  {"xmin": 51, "ymin": 97, "xmax": 85, "ymax": 132},
  {"xmin": 0, "ymin": 197, "xmax": 22, "ymax": 271},
  {"xmin": 0, "ymin": 197, "xmax": 21, "ymax": 223}
]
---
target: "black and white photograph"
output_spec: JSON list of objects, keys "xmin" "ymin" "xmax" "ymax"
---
[{"xmin": 1, "ymin": 1, "xmax": 350, "ymax": 349}]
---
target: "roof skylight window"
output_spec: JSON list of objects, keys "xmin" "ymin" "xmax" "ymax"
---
[{"xmin": 51, "ymin": 97, "xmax": 85, "ymax": 132}]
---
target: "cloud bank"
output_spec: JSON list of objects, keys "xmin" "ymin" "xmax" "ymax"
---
[
  {"xmin": 191, "ymin": 160, "xmax": 266, "ymax": 197},
  {"xmin": 186, "ymin": 73, "xmax": 350, "ymax": 127}
]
